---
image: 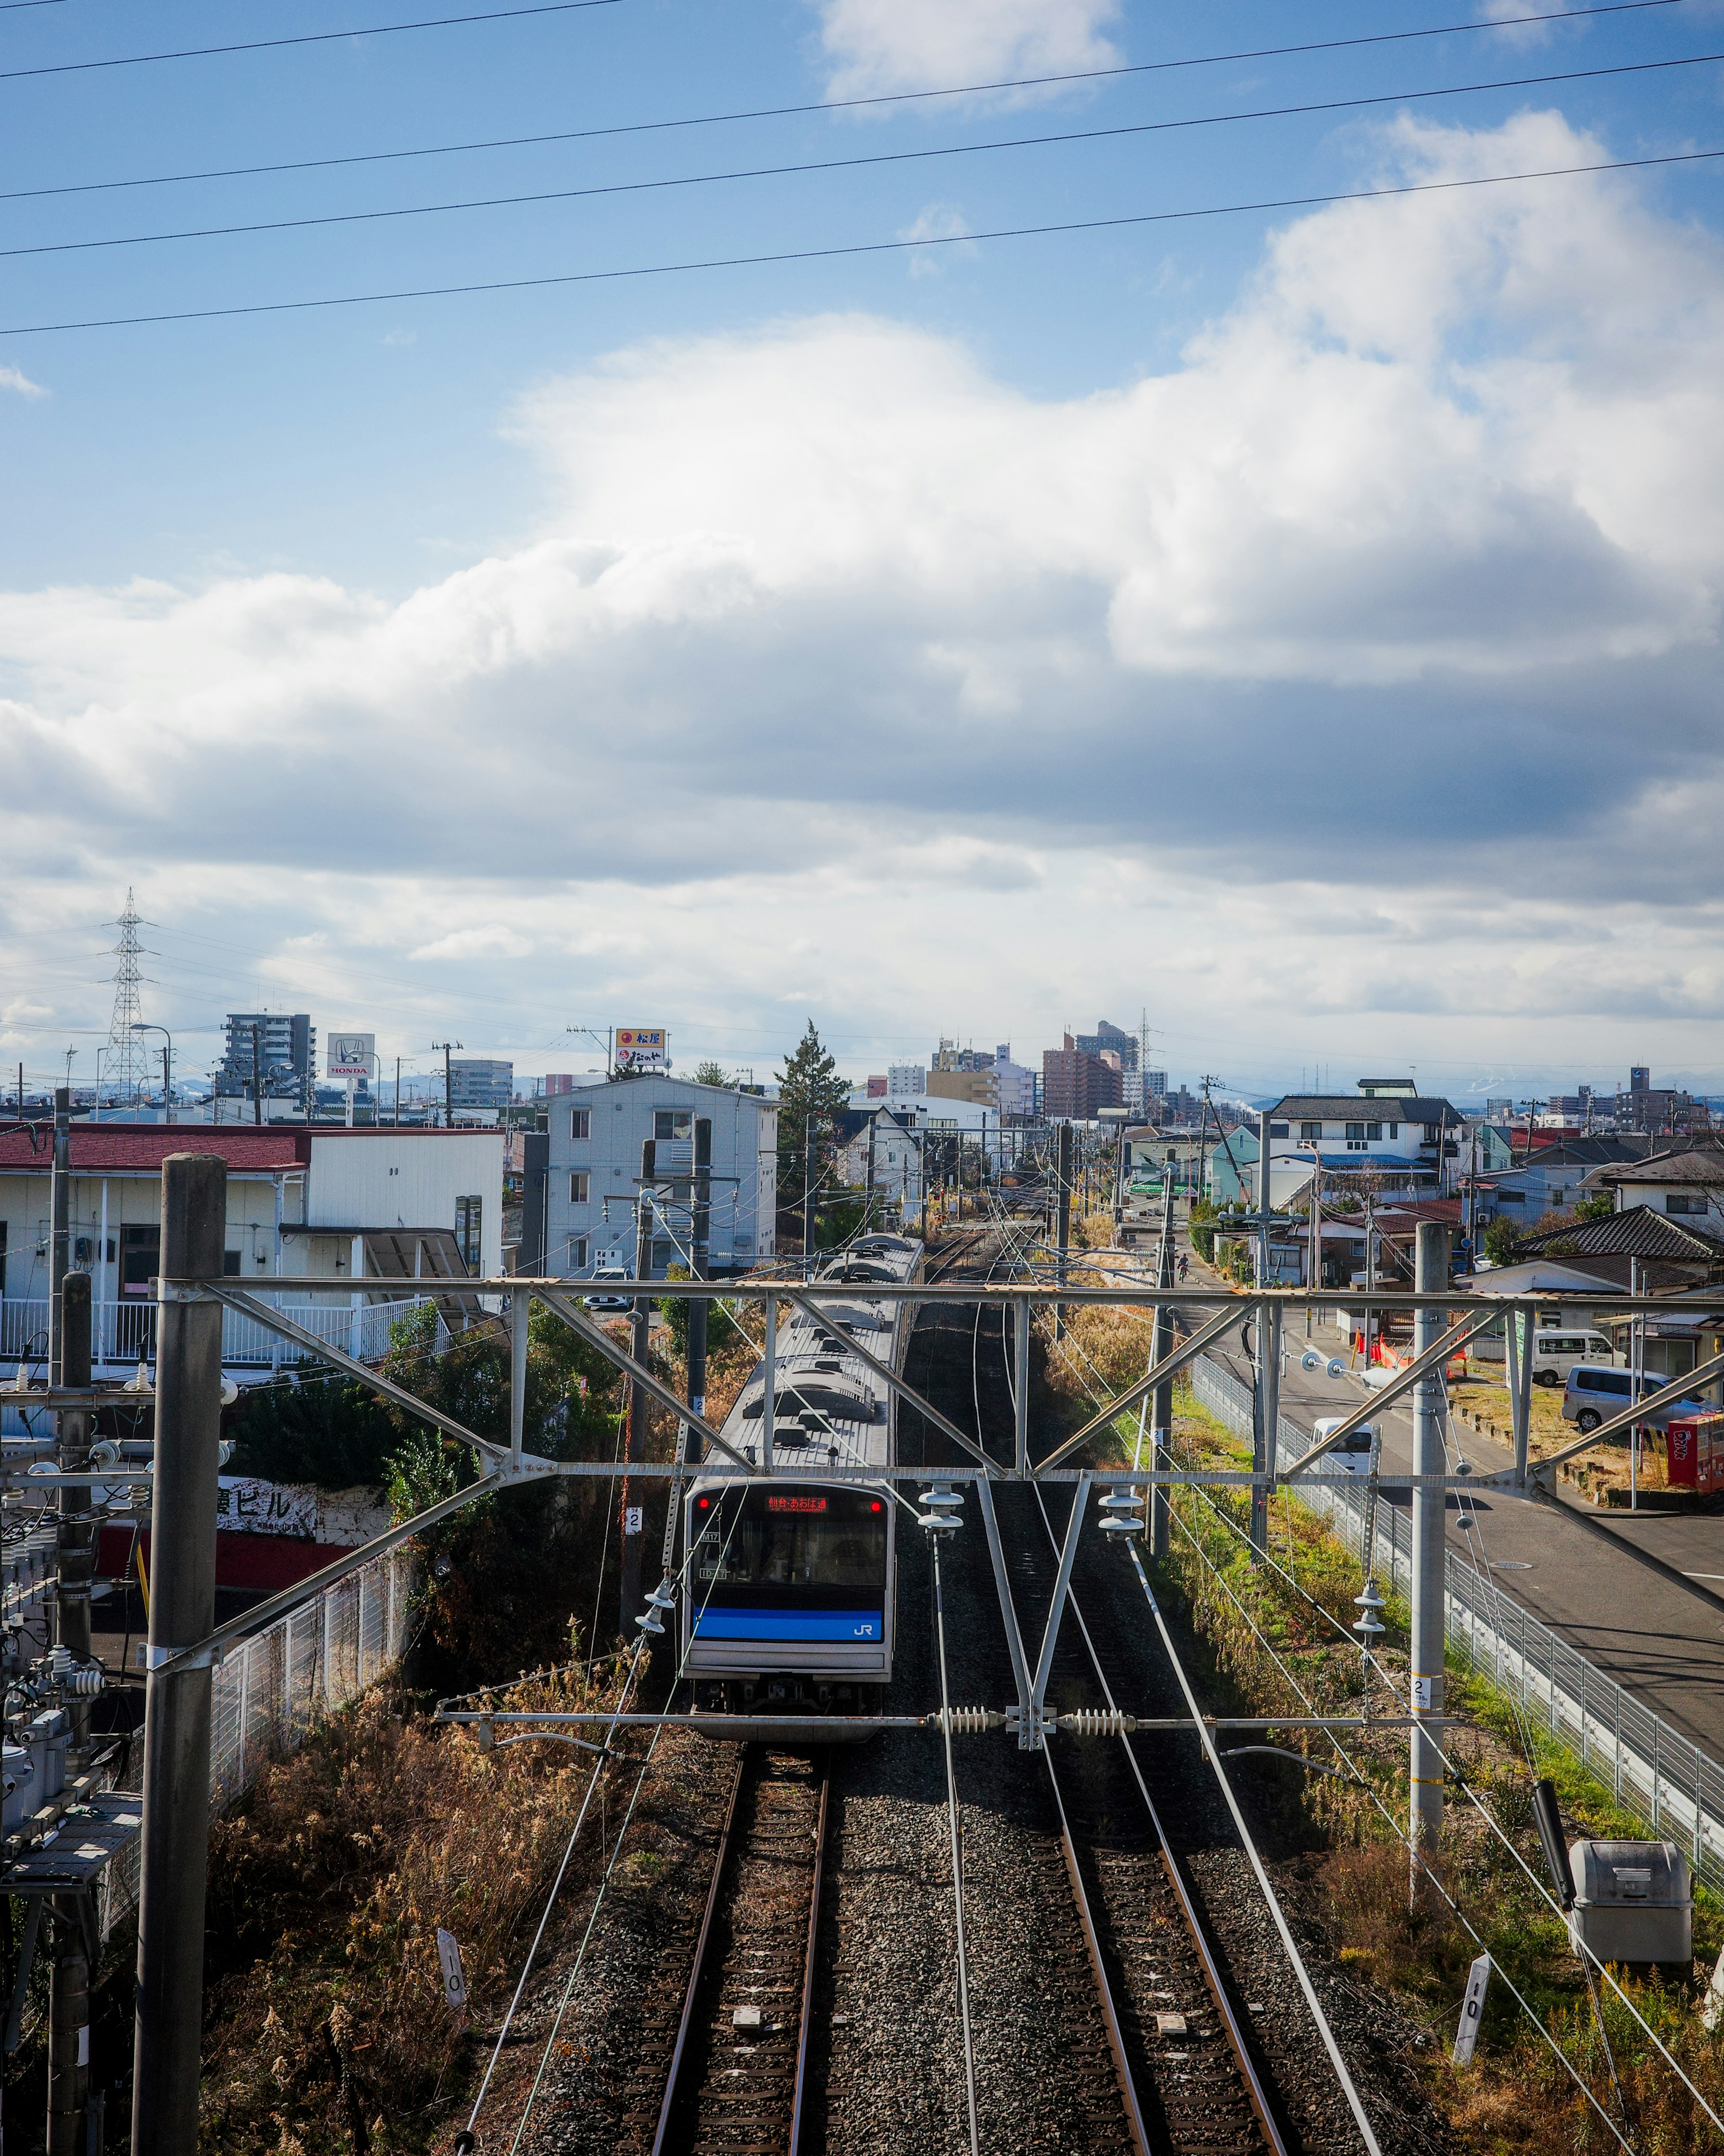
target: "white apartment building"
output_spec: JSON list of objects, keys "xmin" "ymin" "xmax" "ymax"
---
[{"xmin": 545, "ymin": 1075, "xmax": 778, "ymax": 1278}]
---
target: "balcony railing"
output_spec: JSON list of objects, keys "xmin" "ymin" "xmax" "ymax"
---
[{"xmin": 0, "ymin": 1294, "xmax": 442, "ymax": 1371}]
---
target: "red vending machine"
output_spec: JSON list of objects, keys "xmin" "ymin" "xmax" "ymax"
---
[{"xmin": 1665, "ymin": 1412, "xmax": 1724, "ymax": 1495}]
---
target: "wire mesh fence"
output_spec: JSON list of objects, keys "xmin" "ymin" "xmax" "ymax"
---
[
  {"xmin": 101, "ymin": 1542, "xmax": 419, "ymax": 1938},
  {"xmin": 1191, "ymin": 1354, "xmax": 1724, "ymax": 1894}
]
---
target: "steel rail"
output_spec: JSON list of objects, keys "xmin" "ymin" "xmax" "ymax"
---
[
  {"xmin": 930, "ymin": 1530, "xmax": 983, "ymax": 2156},
  {"xmin": 650, "ymin": 1747, "xmax": 748, "ymax": 2156},
  {"xmin": 787, "ymin": 1754, "xmax": 832, "ymax": 2156},
  {"xmin": 966, "ymin": 1227, "xmax": 1149, "ymax": 2153},
  {"xmin": 989, "ymin": 1211, "xmax": 1291, "ymax": 2155},
  {"xmin": 1041, "ymin": 1740, "xmax": 1153, "ymax": 2156},
  {"xmin": 1044, "ymin": 1503, "xmax": 1290, "ymax": 2156}
]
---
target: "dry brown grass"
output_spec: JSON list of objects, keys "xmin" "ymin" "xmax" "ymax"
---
[{"xmin": 201, "ymin": 1654, "xmax": 634, "ymax": 2153}]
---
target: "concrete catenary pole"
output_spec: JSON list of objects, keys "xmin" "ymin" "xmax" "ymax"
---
[
  {"xmin": 132, "ymin": 1152, "xmax": 226, "ymax": 2155},
  {"xmin": 803, "ymin": 1115, "xmax": 815, "ymax": 1263},
  {"xmin": 619, "ymin": 1137, "xmax": 655, "ymax": 1630},
  {"xmin": 1055, "ymin": 1121, "xmax": 1073, "ymax": 1343},
  {"xmin": 1409, "ymin": 1219, "xmax": 1453, "ymax": 1896},
  {"xmin": 49, "ymin": 1269, "xmax": 94, "ymax": 2156},
  {"xmin": 688, "ymin": 1118, "xmax": 711, "ymax": 1459},
  {"xmin": 48, "ymin": 1086, "xmax": 70, "ymax": 1386},
  {"xmin": 1150, "ymin": 1174, "xmax": 1175, "ymax": 1557}
]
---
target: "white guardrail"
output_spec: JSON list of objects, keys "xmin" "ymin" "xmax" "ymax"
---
[
  {"xmin": 1191, "ymin": 1354, "xmax": 1724, "ymax": 1895},
  {"xmin": 0, "ymin": 1294, "xmax": 444, "ymax": 1370},
  {"xmin": 101, "ymin": 1542, "xmax": 420, "ymax": 1938}
]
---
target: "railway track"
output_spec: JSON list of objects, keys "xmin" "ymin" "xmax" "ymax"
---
[
  {"xmin": 963, "ymin": 1226, "xmax": 1289, "ymax": 2155},
  {"xmin": 649, "ymin": 1744, "xmax": 830, "ymax": 2156}
]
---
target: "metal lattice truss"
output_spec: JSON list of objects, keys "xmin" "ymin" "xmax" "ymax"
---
[{"xmin": 128, "ymin": 1272, "xmax": 1720, "ymax": 1689}]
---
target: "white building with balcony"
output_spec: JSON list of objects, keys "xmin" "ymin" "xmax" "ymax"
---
[{"xmin": 543, "ymin": 1075, "xmax": 778, "ymax": 1279}]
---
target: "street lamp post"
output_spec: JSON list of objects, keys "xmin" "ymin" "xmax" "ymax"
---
[{"xmin": 131, "ymin": 1023, "xmax": 173, "ymax": 1124}]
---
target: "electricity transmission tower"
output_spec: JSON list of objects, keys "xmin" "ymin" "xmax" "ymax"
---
[{"xmin": 103, "ymin": 890, "xmax": 152, "ymax": 1108}]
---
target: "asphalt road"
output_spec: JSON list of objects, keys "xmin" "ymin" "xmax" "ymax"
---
[{"xmin": 1163, "ymin": 1219, "xmax": 1724, "ymax": 1762}]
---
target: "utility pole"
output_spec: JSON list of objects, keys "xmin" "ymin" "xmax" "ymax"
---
[
  {"xmin": 1409, "ymin": 1220, "xmax": 1452, "ymax": 1900},
  {"xmin": 251, "ymin": 1023, "xmax": 263, "ymax": 1127},
  {"xmin": 49, "ymin": 1086, "xmax": 70, "ymax": 1385},
  {"xmin": 1150, "ymin": 1174, "xmax": 1175, "ymax": 1557},
  {"xmin": 1055, "ymin": 1121, "xmax": 1073, "ymax": 1342},
  {"xmin": 132, "ymin": 1152, "xmax": 226, "ymax": 2153},
  {"xmin": 48, "ymin": 1270, "xmax": 94, "ymax": 2156},
  {"xmin": 1248, "ymin": 1109, "xmax": 1279, "ymax": 1562},
  {"xmin": 619, "ymin": 1138, "xmax": 655, "ymax": 1631},
  {"xmin": 432, "ymin": 1041, "xmax": 462, "ymax": 1129},
  {"xmin": 866, "ymin": 1114, "xmax": 877, "ymax": 1232},
  {"xmin": 689, "ymin": 1120, "xmax": 711, "ymax": 1461},
  {"xmin": 1307, "ymin": 1146, "xmax": 1322, "ymax": 1333},
  {"xmin": 803, "ymin": 1114, "xmax": 814, "ymax": 1265}
]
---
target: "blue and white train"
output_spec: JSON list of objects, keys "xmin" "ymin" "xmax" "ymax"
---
[{"xmin": 681, "ymin": 1235, "xmax": 924, "ymax": 1720}]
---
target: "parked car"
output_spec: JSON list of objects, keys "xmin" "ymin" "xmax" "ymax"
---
[
  {"xmin": 584, "ymin": 1267, "xmax": 633, "ymax": 1310},
  {"xmin": 1311, "ymin": 1415, "xmax": 1376, "ymax": 1476},
  {"xmin": 1562, "ymin": 1364, "xmax": 1706, "ymax": 1433},
  {"xmin": 1530, "ymin": 1329, "xmax": 1619, "ymax": 1387}
]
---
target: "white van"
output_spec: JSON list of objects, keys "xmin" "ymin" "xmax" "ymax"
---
[
  {"xmin": 1530, "ymin": 1330, "xmax": 1618, "ymax": 1387},
  {"xmin": 1311, "ymin": 1416, "xmax": 1376, "ymax": 1477},
  {"xmin": 584, "ymin": 1266, "xmax": 633, "ymax": 1311}
]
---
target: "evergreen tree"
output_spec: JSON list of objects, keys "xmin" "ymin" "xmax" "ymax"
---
[
  {"xmin": 776, "ymin": 1021, "xmax": 849, "ymax": 1243},
  {"xmin": 691, "ymin": 1059, "xmax": 732, "ymax": 1088}
]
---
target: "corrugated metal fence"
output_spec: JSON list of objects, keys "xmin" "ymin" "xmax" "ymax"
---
[
  {"xmin": 1190, "ymin": 1354, "xmax": 1724, "ymax": 1895},
  {"xmin": 103, "ymin": 1543, "xmax": 418, "ymax": 1936}
]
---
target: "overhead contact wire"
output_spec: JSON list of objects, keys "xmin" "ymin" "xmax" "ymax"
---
[
  {"xmin": 0, "ymin": 0, "xmax": 621, "ymax": 81},
  {"xmin": 4, "ymin": 146, "xmax": 1724, "ymax": 338},
  {"xmin": 1, "ymin": 0, "xmax": 1699, "ymax": 203}
]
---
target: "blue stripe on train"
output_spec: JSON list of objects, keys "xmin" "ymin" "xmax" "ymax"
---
[{"xmin": 693, "ymin": 1608, "xmax": 884, "ymax": 1642}]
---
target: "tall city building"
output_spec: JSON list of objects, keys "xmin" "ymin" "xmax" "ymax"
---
[
  {"xmin": 219, "ymin": 1013, "xmax": 315, "ymax": 1097},
  {"xmin": 449, "ymin": 1059, "xmax": 515, "ymax": 1111},
  {"xmin": 1042, "ymin": 1036, "xmax": 1124, "ymax": 1120}
]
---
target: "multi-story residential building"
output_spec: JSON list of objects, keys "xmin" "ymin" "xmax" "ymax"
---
[
  {"xmin": 1586, "ymin": 1149, "xmax": 1724, "ymax": 1233},
  {"xmin": 1042, "ymin": 1037, "xmax": 1124, "ymax": 1121},
  {"xmin": 1209, "ymin": 1084, "xmax": 1466, "ymax": 1203},
  {"xmin": 992, "ymin": 1045, "xmax": 1037, "ymax": 1120},
  {"xmin": 887, "ymin": 1066, "xmax": 926, "ymax": 1100},
  {"xmin": 927, "ymin": 1068, "xmax": 997, "ymax": 1107},
  {"xmin": 1073, "ymin": 1020, "xmax": 1138, "ymax": 1076},
  {"xmin": 218, "ymin": 1013, "xmax": 315, "ymax": 1098},
  {"xmin": 543, "ymin": 1074, "xmax": 778, "ymax": 1279}
]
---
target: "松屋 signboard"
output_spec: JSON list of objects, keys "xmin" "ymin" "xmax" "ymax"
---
[
  {"xmin": 327, "ymin": 1032, "xmax": 375, "ymax": 1080},
  {"xmin": 615, "ymin": 1028, "xmax": 667, "ymax": 1072}
]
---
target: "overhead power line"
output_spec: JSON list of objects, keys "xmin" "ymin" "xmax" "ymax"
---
[
  {"xmin": 0, "ymin": 0, "xmax": 1699, "ymax": 200},
  {"xmin": 0, "ymin": 0, "xmax": 621, "ymax": 83},
  {"xmin": 3, "ymin": 144, "xmax": 1717, "ymax": 339},
  {"xmin": 4, "ymin": 48, "xmax": 1720, "ymax": 263}
]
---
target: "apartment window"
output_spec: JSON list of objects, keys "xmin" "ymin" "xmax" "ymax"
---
[
  {"xmin": 569, "ymin": 1173, "xmax": 589, "ymax": 1205},
  {"xmin": 568, "ymin": 1236, "xmax": 588, "ymax": 1270},
  {"xmin": 1387, "ymin": 1124, "xmax": 1399, "ymax": 1139},
  {"xmin": 569, "ymin": 1108, "xmax": 590, "ymax": 1141},
  {"xmin": 121, "ymin": 1223, "xmax": 160, "ymax": 1296},
  {"xmin": 1667, "ymin": 1193, "xmax": 1706, "ymax": 1215},
  {"xmin": 1499, "ymin": 1189, "xmax": 1525, "ymax": 1205},
  {"xmin": 223, "ymin": 1251, "xmax": 242, "ymax": 1276},
  {"xmin": 1300, "ymin": 1122, "xmax": 1322, "ymax": 1141},
  {"xmin": 651, "ymin": 1237, "xmax": 677, "ymax": 1273},
  {"xmin": 1366, "ymin": 1122, "xmax": 1382, "ymax": 1142},
  {"xmin": 1346, "ymin": 1123, "xmax": 1365, "ymax": 1142},
  {"xmin": 1269, "ymin": 1121, "xmax": 1289, "ymax": 1139},
  {"xmin": 655, "ymin": 1110, "xmax": 693, "ymax": 1141},
  {"xmin": 456, "ymin": 1195, "xmax": 483, "ymax": 1270}
]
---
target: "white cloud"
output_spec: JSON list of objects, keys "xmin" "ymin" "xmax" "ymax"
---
[
  {"xmin": 899, "ymin": 202, "xmax": 977, "ymax": 278},
  {"xmin": 2, "ymin": 114, "xmax": 1724, "ymax": 1079},
  {"xmin": 808, "ymin": 0, "xmax": 1120, "ymax": 102},
  {"xmin": 0, "ymin": 366, "xmax": 47, "ymax": 400}
]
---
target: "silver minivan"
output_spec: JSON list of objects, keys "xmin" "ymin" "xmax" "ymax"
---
[
  {"xmin": 1530, "ymin": 1330, "xmax": 1619, "ymax": 1387},
  {"xmin": 1562, "ymin": 1363, "xmax": 1699, "ymax": 1433}
]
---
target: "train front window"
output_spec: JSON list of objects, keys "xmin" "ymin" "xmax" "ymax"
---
[{"xmin": 693, "ymin": 1489, "xmax": 887, "ymax": 1590}]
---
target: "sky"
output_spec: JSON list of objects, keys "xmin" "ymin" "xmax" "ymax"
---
[{"xmin": 3, "ymin": 0, "xmax": 1724, "ymax": 1104}]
